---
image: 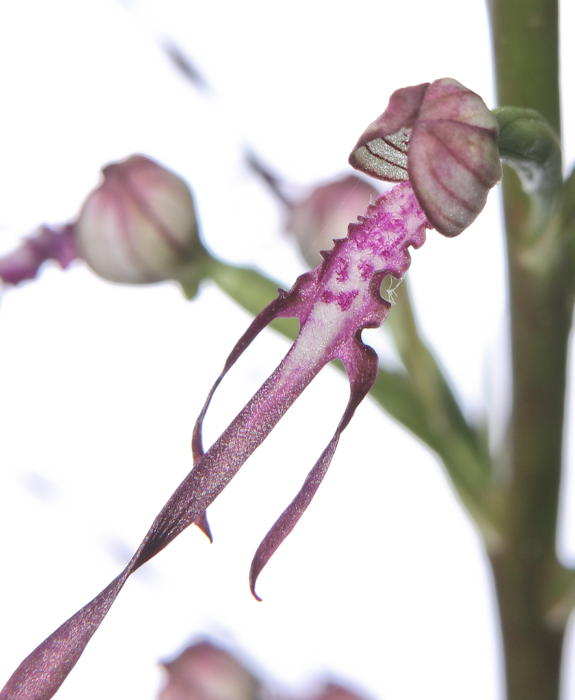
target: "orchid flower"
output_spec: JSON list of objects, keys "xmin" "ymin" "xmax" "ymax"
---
[
  {"xmin": 158, "ymin": 641, "xmax": 261, "ymax": 700},
  {"xmin": 0, "ymin": 155, "xmax": 205, "ymax": 294},
  {"xmin": 0, "ymin": 78, "xmax": 501, "ymax": 700}
]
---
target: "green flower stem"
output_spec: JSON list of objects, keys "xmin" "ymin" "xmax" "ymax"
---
[
  {"xmin": 563, "ymin": 164, "xmax": 575, "ymax": 242},
  {"xmin": 202, "ymin": 255, "xmax": 300, "ymax": 339},
  {"xmin": 384, "ymin": 281, "xmax": 499, "ymax": 537},
  {"xmin": 488, "ymin": 0, "xmax": 560, "ymax": 135},
  {"xmin": 385, "ymin": 281, "xmax": 484, "ymax": 465},
  {"xmin": 488, "ymin": 1, "xmax": 571, "ymax": 698}
]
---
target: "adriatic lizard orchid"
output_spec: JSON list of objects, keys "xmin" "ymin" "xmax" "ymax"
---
[{"xmin": 0, "ymin": 78, "xmax": 501, "ymax": 700}]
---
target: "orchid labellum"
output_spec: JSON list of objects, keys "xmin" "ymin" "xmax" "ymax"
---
[{"xmin": 0, "ymin": 78, "xmax": 501, "ymax": 700}]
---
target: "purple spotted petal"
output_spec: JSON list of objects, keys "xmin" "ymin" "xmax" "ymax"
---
[
  {"xmin": 286, "ymin": 175, "xmax": 379, "ymax": 268},
  {"xmin": 1, "ymin": 182, "xmax": 430, "ymax": 700}
]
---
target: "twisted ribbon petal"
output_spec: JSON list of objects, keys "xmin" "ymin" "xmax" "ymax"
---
[{"xmin": 1, "ymin": 181, "xmax": 430, "ymax": 700}]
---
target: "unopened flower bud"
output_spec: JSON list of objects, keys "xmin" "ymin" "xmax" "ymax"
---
[
  {"xmin": 76, "ymin": 154, "xmax": 203, "ymax": 284},
  {"xmin": 309, "ymin": 683, "xmax": 370, "ymax": 700},
  {"xmin": 349, "ymin": 78, "xmax": 502, "ymax": 237},
  {"xmin": 286, "ymin": 175, "xmax": 378, "ymax": 267},
  {"xmin": 158, "ymin": 641, "xmax": 261, "ymax": 700}
]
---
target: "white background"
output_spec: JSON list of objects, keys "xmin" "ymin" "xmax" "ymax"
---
[{"xmin": 0, "ymin": 1, "xmax": 574, "ymax": 699}]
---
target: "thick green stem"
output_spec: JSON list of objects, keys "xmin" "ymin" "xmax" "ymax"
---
[
  {"xmin": 487, "ymin": 0, "xmax": 569, "ymax": 698},
  {"xmin": 488, "ymin": 0, "xmax": 560, "ymax": 134},
  {"xmin": 491, "ymin": 551, "xmax": 566, "ymax": 700}
]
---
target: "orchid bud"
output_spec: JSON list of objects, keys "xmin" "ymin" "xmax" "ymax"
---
[
  {"xmin": 158, "ymin": 642, "xmax": 261, "ymax": 700},
  {"xmin": 286, "ymin": 175, "xmax": 378, "ymax": 267},
  {"xmin": 76, "ymin": 155, "xmax": 203, "ymax": 285},
  {"xmin": 309, "ymin": 683, "xmax": 370, "ymax": 700},
  {"xmin": 349, "ymin": 78, "xmax": 502, "ymax": 237}
]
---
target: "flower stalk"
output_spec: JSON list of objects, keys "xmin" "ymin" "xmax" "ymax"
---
[{"xmin": 486, "ymin": 1, "xmax": 571, "ymax": 698}]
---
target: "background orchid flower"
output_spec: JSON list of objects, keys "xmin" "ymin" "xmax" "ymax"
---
[
  {"xmin": 285, "ymin": 175, "xmax": 379, "ymax": 268},
  {"xmin": 158, "ymin": 641, "xmax": 260, "ymax": 700},
  {"xmin": 0, "ymin": 155, "xmax": 207, "ymax": 296},
  {"xmin": 156, "ymin": 639, "xmax": 370, "ymax": 700},
  {"xmin": 245, "ymin": 151, "xmax": 379, "ymax": 269},
  {"xmin": 310, "ymin": 684, "xmax": 372, "ymax": 700},
  {"xmin": 0, "ymin": 78, "xmax": 501, "ymax": 700}
]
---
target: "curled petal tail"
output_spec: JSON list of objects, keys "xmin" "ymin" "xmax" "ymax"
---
[
  {"xmin": 250, "ymin": 335, "xmax": 379, "ymax": 600},
  {"xmin": 0, "ymin": 273, "xmax": 323, "ymax": 700},
  {"xmin": 1, "ymin": 181, "xmax": 430, "ymax": 700},
  {"xmin": 191, "ymin": 287, "xmax": 302, "ymax": 460},
  {"xmin": 249, "ymin": 434, "xmax": 340, "ymax": 601}
]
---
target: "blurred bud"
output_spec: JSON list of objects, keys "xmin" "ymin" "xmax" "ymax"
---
[
  {"xmin": 309, "ymin": 682, "xmax": 371, "ymax": 700},
  {"xmin": 286, "ymin": 175, "xmax": 378, "ymax": 267},
  {"xmin": 158, "ymin": 641, "xmax": 261, "ymax": 700},
  {"xmin": 0, "ymin": 224, "xmax": 78, "ymax": 286},
  {"xmin": 349, "ymin": 78, "xmax": 502, "ymax": 237},
  {"xmin": 76, "ymin": 154, "xmax": 204, "ymax": 285}
]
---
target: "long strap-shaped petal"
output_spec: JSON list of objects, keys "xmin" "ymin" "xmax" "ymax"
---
[
  {"xmin": 0, "ymin": 270, "xmax": 344, "ymax": 700},
  {"xmin": 1, "ymin": 181, "xmax": 430, "ymax": 700},
  {"xmin": 249, "ymin": 332, "xmax": 380, "ymax": 599}
]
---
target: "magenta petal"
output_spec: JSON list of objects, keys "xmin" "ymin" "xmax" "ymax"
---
[
  {"xmin": 0, "ymin": 573, "xmax": 128, "ymax": 700},
  {"xmin": 191, "ymin": 286, "xmax": 303, "ymax": 460},
  {"xmin": 189, "ymin": 288, "xmax": 303, "ymax": 536},
  {"xmin": 1, "ymin": 182, "xmax": 431, "ymax": 700},
  {"xmin": 249, "ymin": 336, "xmax": 379, "ymax": 600},
  {"xmin": 0, "ymin": 225, "xmax": 79, "ymax": 286},
  {"xmin": 249, "ymin": 434, "xmax": 340, "ymax": 601}
]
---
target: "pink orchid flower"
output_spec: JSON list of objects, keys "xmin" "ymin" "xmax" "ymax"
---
[
  {"xmin": 0, "ymin": 79, "xmax": 501, "ymax": 700},
  {"xmin": 0, "ymin": 155, "xmax": 203, "ymax": 290}
]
